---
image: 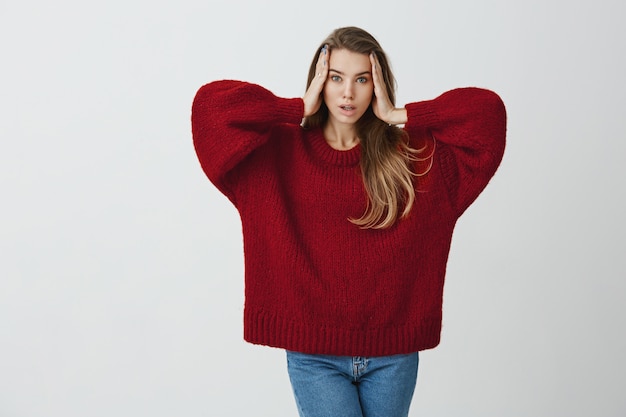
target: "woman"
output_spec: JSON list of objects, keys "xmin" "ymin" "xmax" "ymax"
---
[{"xmin": 192, "ymin": 26, "xmax": 506, "ymax": 417}]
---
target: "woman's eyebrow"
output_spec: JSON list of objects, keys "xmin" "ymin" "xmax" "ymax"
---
[{"xmin": 329, "ymin": 69, "xmax": 372, "ymax": 76}]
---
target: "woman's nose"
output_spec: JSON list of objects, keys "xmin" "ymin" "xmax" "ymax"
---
[{"xmin": 343, "ymin": 84, "xmax": 354, "ymax": 99}]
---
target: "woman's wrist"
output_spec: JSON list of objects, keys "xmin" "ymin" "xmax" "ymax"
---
[{"xmin": 386, "ymin": 108, "xmax": 408, "ymax": 125}]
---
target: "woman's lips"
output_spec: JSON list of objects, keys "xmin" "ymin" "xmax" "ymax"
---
[{"xmin": 339, "ymin": 104, "xmax": 356, "ymax": 116}]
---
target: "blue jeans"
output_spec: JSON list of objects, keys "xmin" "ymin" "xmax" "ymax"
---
[{"xmin": 286, "ymin": 350, "xmax": 419, "ymax": 417}]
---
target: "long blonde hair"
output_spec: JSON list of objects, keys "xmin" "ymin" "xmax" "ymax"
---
[{"xmin": 303, "ymin": 27, "xmax": 431, "ymax": 229}]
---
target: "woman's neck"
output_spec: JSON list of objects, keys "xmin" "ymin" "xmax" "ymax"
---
[{"xmin": 323, "ymin": 121, "xmax": 359, "ymax": 150}]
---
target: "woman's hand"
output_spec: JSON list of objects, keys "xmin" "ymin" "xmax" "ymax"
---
[
  {"xmin": 303, "ymin": 45, "xmax": 329, "ymax": 117},
  {"xmin": 370, "ymin": 53, "xmax": 407, "ymax": 125}
]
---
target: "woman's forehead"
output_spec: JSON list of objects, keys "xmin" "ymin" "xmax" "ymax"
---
[{"xmin": 328, "ymin": 49, "xmax": 371, "ymax": 74}]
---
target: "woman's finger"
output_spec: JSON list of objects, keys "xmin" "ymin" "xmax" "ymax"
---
[
  {"xmin": 370, "ymin": 52, "xmax": 395, "ymax": 121},
  {"xmin": 370, "ymin": 52, "xmax": 385, "ymax": 97},
  {"xmin": 303, "ymin": 45, "xmax": 329, "ymax": 116},
  {"xmin": 316, "ymin": 45, "xmax": 328, "ymax": 82}
]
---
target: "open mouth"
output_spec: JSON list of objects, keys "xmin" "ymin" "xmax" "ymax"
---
[{"xmin": 340, "ymin": 105, "xmax": 355, "ymax": 111}]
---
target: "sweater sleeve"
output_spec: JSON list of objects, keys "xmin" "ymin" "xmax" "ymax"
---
[
  {"xmin": 404, "ymin": 87, "xmax": 507, "ymax": 216},
  {"xmin": 191, "ymin": 80, "xmax": 304, "ymax": 202}
]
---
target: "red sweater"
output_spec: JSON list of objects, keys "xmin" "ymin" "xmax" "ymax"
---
[{"xmin": 192, "ymin": 80, "xmax": 506, "ymax": 356}]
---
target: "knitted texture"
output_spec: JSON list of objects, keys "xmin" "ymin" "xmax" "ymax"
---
[{"xmin": 192, "ymin": 80, "xmax": 506, "ymax": 356}]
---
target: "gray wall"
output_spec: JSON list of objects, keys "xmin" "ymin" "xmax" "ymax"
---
[{"xmin": 1, "ymin": 0, "xmax": 624, "ymax": 415}]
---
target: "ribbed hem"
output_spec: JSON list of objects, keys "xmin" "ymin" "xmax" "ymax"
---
[{"xmin": 243, "ymin": 308, "xmax": 442, "ymax": 356}]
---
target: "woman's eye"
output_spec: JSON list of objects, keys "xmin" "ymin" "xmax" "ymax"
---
[
  {"xmin": 357, "ymin": 77, "xmax": 368, "ymax": 84},
  {"xmin": 331, "ymin": 75, "xmax": 341, "ymax": 82}
]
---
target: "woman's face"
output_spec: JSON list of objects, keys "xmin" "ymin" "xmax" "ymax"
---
[{"xmin": 323, "ymin": 49, "xmax": 374, "ymax": 126}]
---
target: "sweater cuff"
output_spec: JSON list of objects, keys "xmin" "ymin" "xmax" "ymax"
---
[
  {"xmin": 275, "ymin": 97, "xmax": 305, "ymax": 126},
  {"xmin": 404, "ymin": 99, "xmax": 445, "ymax": 131}
]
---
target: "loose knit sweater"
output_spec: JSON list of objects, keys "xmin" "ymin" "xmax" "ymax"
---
[{"xmin": 192, "ymin": 80, "xmax": 506, "ymax": 356}]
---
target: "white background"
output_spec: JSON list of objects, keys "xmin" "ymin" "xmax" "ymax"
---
[{"xmin": 1, "ymin": 0, "xmax": 625, "ymax": 416}]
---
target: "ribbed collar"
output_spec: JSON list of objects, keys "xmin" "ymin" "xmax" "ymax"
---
[{"xmin": 305, "ymin": 128, "xmax": 362, "ymax": 167}]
